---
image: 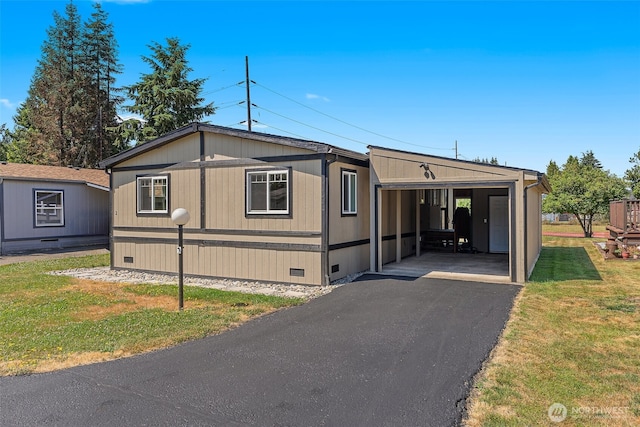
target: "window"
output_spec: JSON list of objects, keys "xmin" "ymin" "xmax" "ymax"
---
[
  {"xmin": 247, "ymin": 169, "xmax": 290, "ymax": 214},
  {"xmin": 137, "ymin": 176, "xmax": 168, "ymax": 213},
  {"xmin": 35, "ymin": 190, "xmax": 64, "ymax": 227},
  {"xmin": 342, "ymin": 169, "xmax": 357, "ymax": 215}
]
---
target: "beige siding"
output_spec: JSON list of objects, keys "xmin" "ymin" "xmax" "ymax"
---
[
  {"xmin": 327, "ymin": 161, "xmax": 371, "ymax": 280},
  {"xmin": 109, "ymin": 130, "xmax": 329, "ymax": 285},
  {"xmin": 204, "ymin": 160, "xmax": 322, "ymax": 233},
  {"xmin": 526, "ymin": 186, "xmax": 544, "ymax": 278},
  {"xmin": 111, "ymin": 168, "xmax": 201, "ymax": 229},
  {"xmin": 370, "ymin": 147, "xmax": 519, "ymax": 185},
  {"xmin": 328, "ymin": 244, "xmax": 370, "ymax": 280},
  {"xmin": 116, "ymin": 134, "xmax": 201, "ymax": 168},
  {"xmin": 112, "ymin": 229, "xmax": 320, "ymax": 246},
  {"xmin": 113, "ymin": 241, "xmax": 321, "ymax": 285},
  {"xmin": 378, "ymin": 189, "xmax": 417, "ymax": 265},
  {"xmin": 204, "ymin": 133, "xmax": 312, "ymax": 161}
]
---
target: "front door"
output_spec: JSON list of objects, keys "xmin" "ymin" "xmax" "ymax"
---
[{"xmin": 489, "ymin": 195, "xmax": 509, "ymax": 253}]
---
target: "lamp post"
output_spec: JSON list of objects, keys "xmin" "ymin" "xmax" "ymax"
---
[{"xmin": 171, "ymin": 208, "xmax": 190, "ymax": 310}]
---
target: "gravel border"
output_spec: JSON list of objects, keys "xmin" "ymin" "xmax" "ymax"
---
[{"xmin": 49, "ymin": 267, "xmax": 366, "ymax": 299}]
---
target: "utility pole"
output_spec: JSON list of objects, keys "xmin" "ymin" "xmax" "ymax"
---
[
  {"xmin": 455, "ymin": 140, "xmax": 458, "ymax": 159},
  {"xmin": 245, "ymin": 56, "xmax": 252, "ymax": 132}
]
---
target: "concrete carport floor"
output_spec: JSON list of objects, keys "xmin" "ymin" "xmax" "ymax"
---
[
  {"xmin": 0, "ymin": 274, "xmax": 520, "ymax": 427},
  {"xmin": 379, "ymin": 251, "xmax": 512, "ymax": 284}
]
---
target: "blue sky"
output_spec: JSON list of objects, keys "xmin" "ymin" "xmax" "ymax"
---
[{"xmin": 1, "ymin": 1, "xmax": 639, "ymax": 177}]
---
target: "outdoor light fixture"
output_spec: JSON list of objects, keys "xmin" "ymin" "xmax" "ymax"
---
[
  {"xmin": 171, "ymin": 208, "xmax": 190, "ymax": 310},
  {"xmin": 420, "ymin": 162, "xmax": 435, "ymax": 180}
]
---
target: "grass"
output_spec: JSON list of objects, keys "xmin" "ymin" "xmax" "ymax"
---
[
  {"xmin": 0, "ymin": 254, "xmax": 303, "ymax": 376},
  {"xmin": 543, "ymin": 222, "xmax": 608, "ymax": 235},
  {"xmin": 465, "ymin": 235, "xmax": 640, "ymax": 426}
]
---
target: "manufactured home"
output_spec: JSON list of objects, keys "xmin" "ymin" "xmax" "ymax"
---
[
  {"xmin": 100, "ymin": 123, "xmax": 549, "ymax": 285},
  {"xmin": 0, "ymin": 162, "xmax": 109, "ymax": 255},
  {"xmin": 100, "ymin": 123, "xmax": 370, "ymax": 285}
]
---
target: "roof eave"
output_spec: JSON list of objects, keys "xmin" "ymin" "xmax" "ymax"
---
[{"xmin": 100, "ymin": 123, "xmax": 369, "ymax": 169}]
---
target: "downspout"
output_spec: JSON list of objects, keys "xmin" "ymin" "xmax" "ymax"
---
[
  {"xmin": 323, "ymin": 151, "xmax": 338, "ymax": 285},
  {"xmin": 523, "ymin": 176, "xmax": 543, "ymax": 280}
]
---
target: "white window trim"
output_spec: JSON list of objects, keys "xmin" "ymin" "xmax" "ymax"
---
[
  {"xmin": 137, "ymin": 176, "xmax": 168, "ymax": 214},
  {"xmin": 246, "ymin": 169, "xmax": 290, "ymax": 215},
  {"xmin": 341, "ymin": 170, "xmax": 357, "ymax": 215},
  {"xmin": 34, "ymin": 190, "xmax": 64, "ymax": 227}
]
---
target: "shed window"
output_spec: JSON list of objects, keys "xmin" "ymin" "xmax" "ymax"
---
[
  {"xmin": 35, "ymin": 190, "xmax": 64, "ymax": 227},
  {"xmin": 342, "ymin": 170, "xmax": 357, "ymax": 215},
  {"xmin": 247, "ymin": 170, "xmax": 289, "ymax": 214},
  {"xmin": 137, "ymin": 176, "xmax": 168, "ymax": 213}
]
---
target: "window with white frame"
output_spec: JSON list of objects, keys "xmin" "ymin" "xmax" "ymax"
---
[
  {"xmin": 247, "ymin": 169, "xmax": 289, "ymax": 214},
  {"xmin": 137, "ymin": 176, "xmax": 168, "ymax": 213},
  {"xmin": 35, "ymin": 190, "xmax": 64, "ymax": 227},
  {"xmin": 342, "ymin": 169, "xmax": 357, "ymax": 215}
]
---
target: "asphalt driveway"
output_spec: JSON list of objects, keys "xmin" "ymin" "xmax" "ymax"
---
[{"xmin": 0, "ymin": 275, "xmax": 520, "ymax": 426}]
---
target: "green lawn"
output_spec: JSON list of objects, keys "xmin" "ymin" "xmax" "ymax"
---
[
  {"xmin": 465, "ymin": 236, "xmax": 640, "ymax": 426},
  {"xmin": 0, "ymin": 254, "xmax": 303, "ymax": 375},
  {"xmin": 542, "ymin": 222, "xmax": 608, "ymax": 235}
]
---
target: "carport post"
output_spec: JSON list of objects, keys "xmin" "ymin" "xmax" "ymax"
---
[
  {"xmin": 396, "ymin": 190, "xmax": 402, "ymax": 263},
  {"xmin": 416, "ymin": 190, "xmax": 421, "ymax": 257}
]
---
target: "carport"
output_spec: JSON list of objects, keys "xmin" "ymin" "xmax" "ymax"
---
[{"xmin": 368, "ymin": 146, "xmax": 550, "ymax": 283}]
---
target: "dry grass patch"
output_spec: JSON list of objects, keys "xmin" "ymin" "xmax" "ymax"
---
[
  {"xmin": 64, "ymin": 280, "xmax": 183, "ymax": 320},
  {"xmin": 1, "ymin": 254, "xmax": 303, "ymax": 376}
]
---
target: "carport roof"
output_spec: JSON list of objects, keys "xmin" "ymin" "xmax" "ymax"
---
[
  {"xmin": 368, "ymin": 145, "xmax": 542, "ymax": 175},
  {"xmin": 368, "ymin": 145, "xmax": 550, "ymax": 191}
]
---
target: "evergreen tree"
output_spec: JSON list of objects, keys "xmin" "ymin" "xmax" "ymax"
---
[
  {"xmin": 5, "ymin": 105, "xmax": 40, "ymax": 164},
  {"xmin": 119, "ymin": 37, "xmax": 215, "ymax": 145},
  {"xmin": 625, "ymin": 148, "xmax": 640, "ymax": 199},
  {"xmin": 579, "ymin": 150, "xmax": 603, "ymax": 169},
  {"xmin": 29, "ymin": 1, "xmax": 87, "ymax": 165},
  {"xmin": 12, "ymin": 1, "xmax": 123, "ymax": 167},
  {"xmin": 472, "ymin": 156, "xmax": 499, "ymax": 165},
  {"xmin": 82, "ymin": 1, "xmax": 124, "ymax": 162},
  {"xmin": 545, "ymin": 160, "xmax": 560, "ymax": 181},
  {"xmin": 0, "ymin": 124, "xmax": 9, "ymax": 161}
]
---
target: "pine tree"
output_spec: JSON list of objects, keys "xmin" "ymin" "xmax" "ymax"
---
[
  {"xmin": 625, "ymin": 148, "xmax": 640, "ymax": 199},
  {"xmin": 0, "ymin": 124, "xmax": 10, "ymax": 161},
  {"xmin": 12, "ymin": 1, "xmax": 123, "ymax": 167},
  {"xmin": 82, "ymin": 1, "xmax": 124, "ymax": 163},
  {"xmin": 119, "ymin": 37, "xmax": 215, "ymax": 144}
]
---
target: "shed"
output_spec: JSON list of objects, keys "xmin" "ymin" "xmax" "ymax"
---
[{"xmin": 0, "ymin": 162, "xmax": 110, "ymax": 255}]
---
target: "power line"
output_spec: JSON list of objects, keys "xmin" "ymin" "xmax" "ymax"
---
[
  {"xmin": 254, "ymin": 81, "xmax": 452, "ymax": 151},
  {"xmin": 202, "ymin": 81, "xmax": 245, "ymax": 96},
  {"xmin": 214, "ymin": 100, "xmax": 245, "ymax": 111},
  {"xmin": 252, "ymin": 103, "xmax": 369, "ymax": 147},
  {"xmin": 252, "ymin": 120, "xmax": 309, "ymax": 140}
]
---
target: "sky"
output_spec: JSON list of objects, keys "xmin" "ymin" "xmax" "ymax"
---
[{"xmin": 1, "ymin": 1, "xmax": 639, "ymax": 177}]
